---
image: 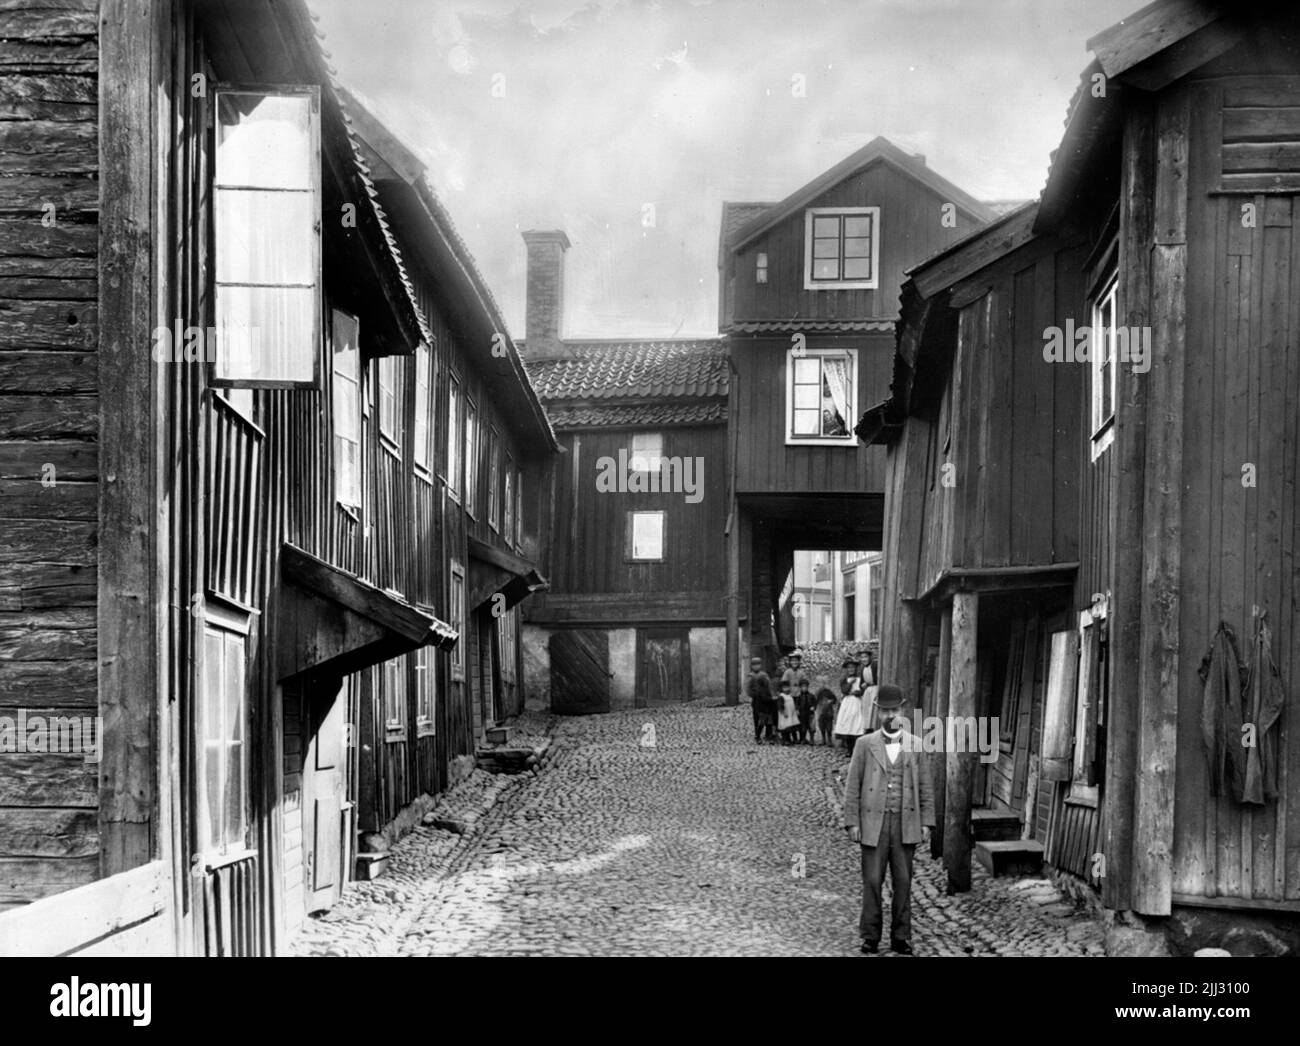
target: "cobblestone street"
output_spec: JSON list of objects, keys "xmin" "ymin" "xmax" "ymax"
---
[{"xmin": 290, "ymin": 702, "xmax": 1106, "ymax": 957}]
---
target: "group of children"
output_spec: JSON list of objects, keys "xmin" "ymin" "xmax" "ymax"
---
[{"xmin": 746, "ymin": 646, "xmax": 878, "ymax": 750}]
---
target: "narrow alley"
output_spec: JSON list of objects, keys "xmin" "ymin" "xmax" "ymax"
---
[{"xmin": 289, "ymin": 703, "xmax": 1104, "ymax": 957}]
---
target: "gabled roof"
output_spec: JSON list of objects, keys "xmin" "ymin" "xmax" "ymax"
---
[
  {"xmin": 726, "ymin": 137, "xmax": 997, "ymax": 256},
  {"xmin": 524, "ymin": 340, "xmax": 728, "ymax": 402},
  {"xmin": 718, "ymin": 200, "xmax": 776, "ymax": 268}
]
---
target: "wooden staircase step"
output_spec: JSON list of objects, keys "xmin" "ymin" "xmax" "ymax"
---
[
  {"xmin": 975, "ymin": 839, "xmax": 1044, "ymax": 877},
  {"xmin": 970, "ymin": 807, "xmax": 1023, "ymax": 841}
]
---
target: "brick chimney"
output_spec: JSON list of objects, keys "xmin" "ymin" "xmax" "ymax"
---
[{"xmin": 521, "ymin": 229, "xmax": 570, "ymax": 359}]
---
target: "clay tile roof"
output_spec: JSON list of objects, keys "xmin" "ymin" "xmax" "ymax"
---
[
  {"xmin": 524, "ymin": 340, "xmax": 729, "ymax": 402},
  {"xmin": 545, "ymin": 401, "xmax": 727, "ymax": 429}
]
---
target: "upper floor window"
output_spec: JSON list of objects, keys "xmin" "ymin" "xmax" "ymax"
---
[
  {"xmin": 629, "ymin": 432, "xmax": 663, "ymax": 472},
  {"xmin": 503, "ymin": 461, "xmax": 514, "ymax": 540},
  {"xmin": 627, "ymin": 510, "xmax": 665, "ymax": 561},
  {"xmin": 213, "ymin": 88, "xmax": 321, "ymax": 387},
  {"xmin": 378, "ymin": 354, "xmax": 401, "ymax": 449},
  {"xmin": 446, "ymin": 374, "xmax": 461, "ymax": 500},
  {"xmin": 332, "ymin": 310, "xmax": 361, "ymax": 510},
  {"xmin": 514, "ymin": 467, "xmax": 523, "ymax": 549},
  {"xmin": 413, "ymin": 342, "xmax": 432, "ymax": 471},
  {"xmin": 804, "ymin": 207, "xmax": 879, "ymax": 290},
  {"xmin": 786, "ymin": 347, "xmax": 857, "ymax": 446},
  {"xmin": 1090, "ymin": 271, "xmax": 1118, "ymax": 459},
  {"xmin": 464, "ymin": 398, "xmax": 479, "ymax": 517},
  {"xmin": 756, "ymin": 252, "xmax": 768, "ymax": 284},
  {"xmin": 487, "ymin": 428, "xmax": 501, "ymax": 531}
]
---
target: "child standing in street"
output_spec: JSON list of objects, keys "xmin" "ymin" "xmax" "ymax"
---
[
  {"xmin": 796, "ymin": 679, "xmax": 817, "ymax": 744},
  {"xmin": 776, "ymin": 679, "xmax": 800, "ymax": 745},
  {"xmin": 745, "ymin": 655, "xmax": 774, "ymax": 744}
]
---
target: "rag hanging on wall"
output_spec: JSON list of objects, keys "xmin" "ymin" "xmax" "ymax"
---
[{"xmin": 1242, "ymin": 610, "xmax": 1286, "ymax": 805}]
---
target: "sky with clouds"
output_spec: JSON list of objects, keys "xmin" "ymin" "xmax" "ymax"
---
[{"xmin": 309, "ymin": 0, "xmax": 1139, "ymax": 339}]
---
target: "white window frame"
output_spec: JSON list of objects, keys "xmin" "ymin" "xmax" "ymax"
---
[
  {"xmin": 803, "ymin": 206, "xmax": 879, "ymax": 290},
  {"xmin": 629, "ymin": 432, "xmax": 663, "ymax": 473},
  {"xmin": 378, "ymin": 354, "xmax": 401, "ymax": 450},
  {"xmin": 627, "ymin": 509, "xmax": 665, "ymax": 562},
  {"xmin": 450, "ymin": 561, "xmax": 466, "ymax": 682},
  {"xmin": 383, "ymin": 657, "xmax": 405, "ymax": 740},
  {"xmin": 1090, "ymin": 271, "xmax": 1119, "ymax": 460},
  {"xmin": 487, "ymin": 427, "xmax": 501, "ymax": 531},
  {"xmin": 756, "ymin": 251, "xmax": 768, "ymax": 284},
  {"xmin": 785, "ymin": 346, "xmax": 858, "ymax": 446},
  {"xmin": 464, "ymin": 397, "xmax": 479, "ymax": 517},
  {"xmin": 413, "ymin": 342, "xmax": 432, "ymax": 472},
  {"xmin": 197, "ymin": 603, "xmax": 252, "ymax": 860},
  {"xmin": 446, "ymin": 373, "xmax": 461, "ymax": 501},
  {"xmin": 212, "ymin": 86, "xmax": 321, "ymax": 389},
  {"xmin": 415, "ymin": 642, "xmax": 436, "ymax": 737},
  {"xmin": 1070, "ymin": 594, "xmax": 1108, "ymax": 807},
  {"xmin": 514, "ymin": 467, "xmax": 523, "ymax": 551},
  {"xmin": 331, "ymin": 310, "xmax": 361, "ymax": 511},
  {"xmin": 502, "ymin": 460, "xmax": 514, "ymax": 541}
]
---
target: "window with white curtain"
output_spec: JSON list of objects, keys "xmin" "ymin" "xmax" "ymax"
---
[{"xmin": 786, "ymin": 347, "xmax": 857, "ymax": 445}]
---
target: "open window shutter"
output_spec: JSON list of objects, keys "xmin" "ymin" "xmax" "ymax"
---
[{"xmin": 1041, "ymin": 629, "xmax": 1079, "ymax": 781}]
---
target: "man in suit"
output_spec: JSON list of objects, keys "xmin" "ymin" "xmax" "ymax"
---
[{"xmin": 842, "ymin": 684, "xmax": 935, "ymax": 954}]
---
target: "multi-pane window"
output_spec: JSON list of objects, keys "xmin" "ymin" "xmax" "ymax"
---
[
  {"xmin": 415, "ymin": 643, "xmax": 435, "ymax": 736},
  {"xmin": 332, "ymin": 310, "xmax": 361, "ymax": 509},
  {"xmin": 500, "ymin": 608, "xmax": 517, "ymax": 683},
  {"xmin": 464, "ymin": 399, "xmax": 479, "ymax": 516},
  {"xmin": 1091, "ymin": 271, "xmax": 1119, "ymax": 457},
  {"xmin": 630, "ymin": 432, "xmax": 662, "ymax": 472},
  {"xmin": 450, "ymin": 562, "xmax": 466, "ymax": 681},
  {"xmin": 627, "ymin": 510, "xmax": 665, "ymax": 561},
  {"xmin": 413, "ymin": 342, "xmax": 432, "ymax": 471},
  {"xmin": 199, "ymin": 610, "xmax": 249, "ymax": 855},
  {"xmin": 213, "ymin": 88, "xmax": 321, "ymax": 386},
  {"xmin": 804, "ymin": 207, "xmax": 879, "ymax": 289},
  {"xmin": 446, "ymin": 375, "xmax": 461, "ymax": 499},
  {"xmin": 514, "ymin": 468, "xmax": 523, "ymax": 549},
  {"xmin": 383, "ymin": 657, "xmax": 405, "ymax": 738},
  {"xmin": 869, "ymin": 564, "xmax": 883, "ymax": 641},
  {"xmin": 786, "ymin": 347, "xmax": 857, "ymax": 444},
  {"xmin": 502, "ymin": 462, "xmax": 514, "ymax": 540},
  {"xmin": 487, "ymin": 428, "xmax": 501, "ymax": 530},
  {"xmin": 378, "ymin": 355, "xmax": 401, "ymax": 448},
  {"xmin": 756, "ymin": 251, "xmax": 768, "ymax": 284}
]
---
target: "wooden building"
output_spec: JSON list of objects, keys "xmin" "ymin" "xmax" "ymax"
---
[
  {"xmin": 518, "ymin": 232, "xmax": 731, "ymax": 711},
  {"xmin": 865, "ymin": 0, "xmax": 1300, "ymax": 951},
  {"xmin": 0, "ymin": 0, "xmax": 554, "ymax": 957},
  {"xmin": 717, "ymin": 138, "xmax": 995, "ymax": 689}
]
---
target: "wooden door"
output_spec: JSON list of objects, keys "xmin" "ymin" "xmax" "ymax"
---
[
  {"xmin": 303, "ymin": 676, "xmax": 347, "ymax": 913},
  {"xmin": 636, "ymin": 628, "xmax": 691, "ymax": 707},
  {"xmin": 550, "ymin": 630, "xmax": 610, "ymax": 714}
]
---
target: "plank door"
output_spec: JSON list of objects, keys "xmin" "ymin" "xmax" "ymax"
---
[
  {"xmin": 303, "ymin": 676, "xmax": 348, "ymax": 914},
  {"xmin": 636, "ymin": 628, "xmax": 691, "ymax": 708},
  {"xmin": 550, "ymin": 630, "xmax": 610, "ymax": 714}
]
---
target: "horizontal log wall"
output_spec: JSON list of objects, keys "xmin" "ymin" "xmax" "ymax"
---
[{"xmin": 0, "ymin": 0, "xmax": 101, "ymax": 909}]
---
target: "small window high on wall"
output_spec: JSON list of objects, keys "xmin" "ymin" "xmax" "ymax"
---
[{"xmin": 213, "ymin": 88, "xmax": 321, "ymax": 387}]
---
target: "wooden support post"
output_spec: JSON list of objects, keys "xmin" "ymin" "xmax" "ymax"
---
[
  {"xmin": 1106, "ymin": 94, "xmax": 1156, "ymax": 913},
  {"xmin": 931, "ymin": 603, "xmax": 952, "ymax": 859},
  {"xmin": 944, "ymin": 591, "xmax": 977, "ymax": 892},
  {"xmin": 99, "ymin": 0, "xmax": 162, "ymax": 877},
  {"xmin": 725, "ymin": 502, "xmax": 740, "ymax": 706},
  {"xmin": 1133, "ymin": 85, "xmax": 1188, "ymax": 916}
]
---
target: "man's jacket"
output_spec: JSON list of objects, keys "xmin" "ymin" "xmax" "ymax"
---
[{"xmin": 842, "ymin": 730, "xmax": 936, "ymax": 846}]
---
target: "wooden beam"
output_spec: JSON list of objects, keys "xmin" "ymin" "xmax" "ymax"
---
[
  {"xmin": 930, "ymin": 603, "xmax": 952, "ymax": 861},
  {"xmin": 98, "ymin": 0, "xmax": 160, "ymax": 877},
  {"xmin": 917, "ymin": 562, "xmax": 1080, "ymax": 605},
  {"xmin": 1087, "ymin": 0, "xmax": 1222, "ymax": 80},
  {"xmin": 1105, "ymin": 93, "xmax": 1156, "ymax": 914},
  {"xmin": 0, "ymin": 859, "xmax": 166, "ymax": 957},
  {"xmin": 944, "ymin": 592, "xmax": 977, "ymax": 892},
  {"xmin": 1132, "ymin": 84, "xmax": 1189, "ymax": 917}
]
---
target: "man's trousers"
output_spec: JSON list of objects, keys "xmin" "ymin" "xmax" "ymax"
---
[{"xmin": 859, "ymin": 808, "xmax": 915, "ymax": 945}]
